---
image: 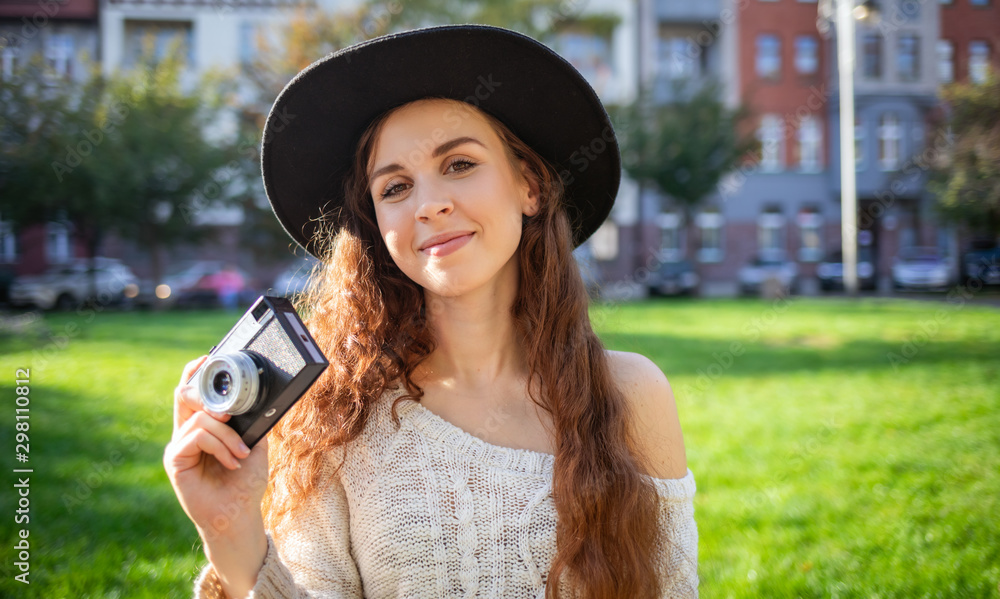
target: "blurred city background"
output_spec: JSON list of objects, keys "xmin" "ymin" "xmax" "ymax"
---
[{"xmin": 1, "ymin": 0, "xmax": 998, "ymax": 309}]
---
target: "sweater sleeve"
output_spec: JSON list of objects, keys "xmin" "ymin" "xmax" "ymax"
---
[
  {"xmin": 192, "ymin": 464, "xmax": 364, "ymax": 599},
  {"xmin": 652, "ymin": 469, "xmax": 699, "ymax": 598}
]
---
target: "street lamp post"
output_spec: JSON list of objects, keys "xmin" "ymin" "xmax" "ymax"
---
[
  {"xmin": 835, "ymin": 0, "xmax": 859, "ymax": 295},
  {"xmin": 820, "ymin": 0, "xmax": 878, "ymax": 295}
]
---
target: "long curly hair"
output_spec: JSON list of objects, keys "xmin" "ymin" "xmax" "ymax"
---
[{"xmin": 261, "ymin": 97, "xmax": 665, "ymax": 599}]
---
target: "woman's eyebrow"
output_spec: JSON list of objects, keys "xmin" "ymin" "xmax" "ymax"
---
[{"xmin": 370, "ymin": 137, "xmax": 486, "ymax": 181}]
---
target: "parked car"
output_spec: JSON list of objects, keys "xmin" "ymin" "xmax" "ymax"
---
[
  {"xmin": 136, "ymin": 260, "xmax": 254, "ymax": 309},
  {"xmin": 647, "ymin": 260, "xmax": 698, "ymax": 296},
  {"xmin": 9, "ymin": 257, "xmax": 138, "ymax": 311},
  {"xmin": 892, "ymin": 246, "xmax": 952, "ymax": 291},
  {"xmin": 738, "ymin": 256, "xmax": 798, "ymax": 296},
  {"xmin": 962, "ymin": 247, "xmax": 1000, "ymax": 285},
  {"xmin": 272, "ymin": 255, "xmax": 321, "ymax": 298},
  {"xmin": 817, "ymin": 247, "xmax": 877, "ymax": 291}
]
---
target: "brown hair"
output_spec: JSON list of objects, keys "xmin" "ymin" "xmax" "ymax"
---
[{"xmin": 262, "ymin": 97, "xmax": 665, "ymax": 598}]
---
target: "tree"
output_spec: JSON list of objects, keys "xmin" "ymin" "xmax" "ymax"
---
[
  {"xmin": 929, "ymin": 69, "xmax": 1000, "ymax": 242},
  {"xmin": 0, "ymin": 53, "xmax": 107, "ymax": 251},
  {"xmin": 609, "ymin": 78, "xmax": 758, "ymax": 275},
  {"xmin": 0, "ymin": 39, "xmax": 245, "ymax": 297},
  {"xmin": 92, "ymin": 41, "xmax": 244, "ymax": 288}
]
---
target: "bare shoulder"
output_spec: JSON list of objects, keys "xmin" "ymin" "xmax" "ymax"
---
[{"xmin": 605, "ymin": 349, "xmax": 689, "ymax": 480}]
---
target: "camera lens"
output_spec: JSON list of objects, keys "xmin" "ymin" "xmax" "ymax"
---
[
  {"xmin": 212, "ymin": 372, "xmax": 232, "ymax": 396},
  {"xmin": 198, "ymin": 351, "xmax": 269, "ymax": 415}
]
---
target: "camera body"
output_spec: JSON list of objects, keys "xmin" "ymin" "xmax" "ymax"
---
[{"xmin": 186, "ymin": 295, "xmax": 329, "ymax": 448}]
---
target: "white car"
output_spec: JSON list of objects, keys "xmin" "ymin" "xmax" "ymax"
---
[
  {"xmin": 738, "ymin": 256, "xmax": 798, "ymax": 296},
  {"xmin": 10, "ymin": 257, "xmax": 138, "ymax": 311},
  {"xmin": 892, "ymin": 247, "xmax": 952, "ymax": 291}
]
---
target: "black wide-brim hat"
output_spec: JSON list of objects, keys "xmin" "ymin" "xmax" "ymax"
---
[{"xmin": 261, "ymin": 23, "xmax": 621, "ymax": 259}]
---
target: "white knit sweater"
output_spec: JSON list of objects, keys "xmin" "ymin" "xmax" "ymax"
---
[{"xmin": 194, "ymin": 379, "xmax": 698, "ymax": 598}]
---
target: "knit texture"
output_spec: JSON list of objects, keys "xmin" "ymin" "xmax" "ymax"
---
[{"xmin": 194, "ymin": 379, "xmax": 699, "ymax": 598}]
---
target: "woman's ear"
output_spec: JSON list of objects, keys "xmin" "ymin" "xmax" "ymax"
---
[{"xmin": 519, "ymin": 159, "xmax": 541, "ymax": 217}]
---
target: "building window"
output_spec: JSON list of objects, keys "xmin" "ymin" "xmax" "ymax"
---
[
  {"xmin": 897, "ymin": 33, "xmax": 920, "ymax": 81},
  {"xmin": 970, "ymin": 0, "xmax": 989, "ymax": 6},
  {"xmin": 794, "ymin": 35, "xmax": 819, "ymax": 75},
  {"xmin": 758, "ymin": 114, "xmax": 785, "ymax": 171},
  {"xmin": 553, "ymin": 31, "xmax": 613, "ymax": 96},
  {"xmin": 697, "ymin": 210, "xmax": 724, "ymax": 263},
  {"xmin": 878, "ymin": 112, "xmax": 901, "ymax": 171},
  {"xmin": 239, "ymin": 22, "xmax": 259, "ymax": 66},
  {"xmin": 862, "ymin": 33, "xmax": 882, "ymax": 79},
  {"xmin": 797, "ymin": 209, "xmax": 823, "ymax": 262},
  {"xmin": 937, "ymin": 40, "xmax": 954, "ymax": 83},
  {"xmin": 1, "ymin": 45, "xmax": 18, "ymax": 81},
  {"xmin": 124, "ymin": 20, "xmax": 195, "ymax": 69},
  {"xmin": 855, "ymin": 116, "xmax": 866, "ymax": 168},
  {"xmin": 45, "ymin": 222, "xmax": 71, "ymax": 264},
  {"xmin": 757, "ymin": 210, "xmax": 786, "ymax": 262},
  {"xmin": 658, "ymin": 37, "xmax": 701, "ymax": 81},
  {"xmin": 969, "ymin": 41, "xmax": 990, "ymax": 84},
  {"xmin": 656, "ymin": 212, "xmax": 684, "ymax": 262},
  {"xmin": 797, "ymin": 116, "xmax": 822, "ymax": 171},
  {"xmin": 756, "ymin": 34, "xmax": 781, "ymax": 81},
  {"xmin": 0, "ymin": 220, "xmax": 16, "ymax": 263},
  {"xmin": 44, "ymin": 33, "xmax": 74, "ymax": 79}
]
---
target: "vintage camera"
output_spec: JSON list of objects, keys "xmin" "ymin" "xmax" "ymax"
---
[{"xmin": 186, "ymin": 295, "xmax": 329, "ymax": 449}]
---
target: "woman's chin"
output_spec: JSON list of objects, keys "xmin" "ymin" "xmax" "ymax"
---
[{"xmin": 418, "ymin": 273, "xmax": 494, "ymax": 300}]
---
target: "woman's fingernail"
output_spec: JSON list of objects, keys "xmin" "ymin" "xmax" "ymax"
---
[{"xmin": 238, "ymin": 442, "xmax": 250, "ymax": 455}]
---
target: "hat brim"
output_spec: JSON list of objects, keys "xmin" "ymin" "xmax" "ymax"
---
[{"xmin": 261, "ymin": 24, "xmax": 621, "ymax": 258}]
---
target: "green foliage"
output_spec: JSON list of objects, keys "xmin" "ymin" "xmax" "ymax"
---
[
  {"xmin": 0, "ymin": 54, "xmax": 106, "ymax": 233},
  {"xmin": 610, "ymin": 79, "xmax": 759, "ymax": 213},
  {"xmin": 0, "ymin": 39, "xmax": 244, "ymax": 281},
  {"xmin": 91, "ymin": 45, "xmax": 239, "ymax": 251},
  {"xmin": 930, "ymin": 69, "xmax": 1000, "ymax": 237}
]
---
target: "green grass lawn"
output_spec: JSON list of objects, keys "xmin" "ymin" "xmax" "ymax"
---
[{"xmin": 1, "ymin": 297, "xmax": 998, "ymax": 597}]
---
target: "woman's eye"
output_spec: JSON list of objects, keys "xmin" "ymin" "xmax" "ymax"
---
[
  {"xmin": 380, "ymin": 182, "xmax": 407, "ymax": 199},
  {"xmin": 379, "ymin": 159, "xmax": 477, "ymax": 200},
  {"xmin": 447, "ymin": 158, "xmax": 477, "ymax": 172}
]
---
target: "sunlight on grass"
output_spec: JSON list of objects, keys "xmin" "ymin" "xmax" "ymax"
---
[{"xmin": 1, "ymin": 298, "xmax": 998, "ymax": 596}]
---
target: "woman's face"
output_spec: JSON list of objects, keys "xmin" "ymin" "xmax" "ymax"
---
[{"xmin": 367, "ymin": 98, "xmax": 539, "ymax": 298}]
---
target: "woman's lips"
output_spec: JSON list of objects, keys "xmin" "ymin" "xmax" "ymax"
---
[{"xmin": 422, "ymin": 233, "xmax": 473, "ymax": 257}]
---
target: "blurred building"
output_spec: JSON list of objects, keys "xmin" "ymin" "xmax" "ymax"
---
[
  {"xmin": 3, "ymin": 0, "xmax": 998, "ymax": 292},
  {"xmin": 1, "ymin": 0, "xmax": 101, "ymax": 275},
  {"xmin": 605, "ymin": 0, "xmax": 1000, "ymax": 296}
]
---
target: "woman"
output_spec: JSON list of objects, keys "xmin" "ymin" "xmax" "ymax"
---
[{"xmin": 165, "ymin": 24, "xmax": 697, "ymax": 599}]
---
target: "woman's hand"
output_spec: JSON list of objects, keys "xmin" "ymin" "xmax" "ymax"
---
[{"xmin": 163, "ymin": 355, "xmax": 269, "ymax": 596}]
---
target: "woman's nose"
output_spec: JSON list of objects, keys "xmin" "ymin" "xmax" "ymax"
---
[{"xmin": 413, "ymin": 178, "xmax": 454, "ymax": 221}]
